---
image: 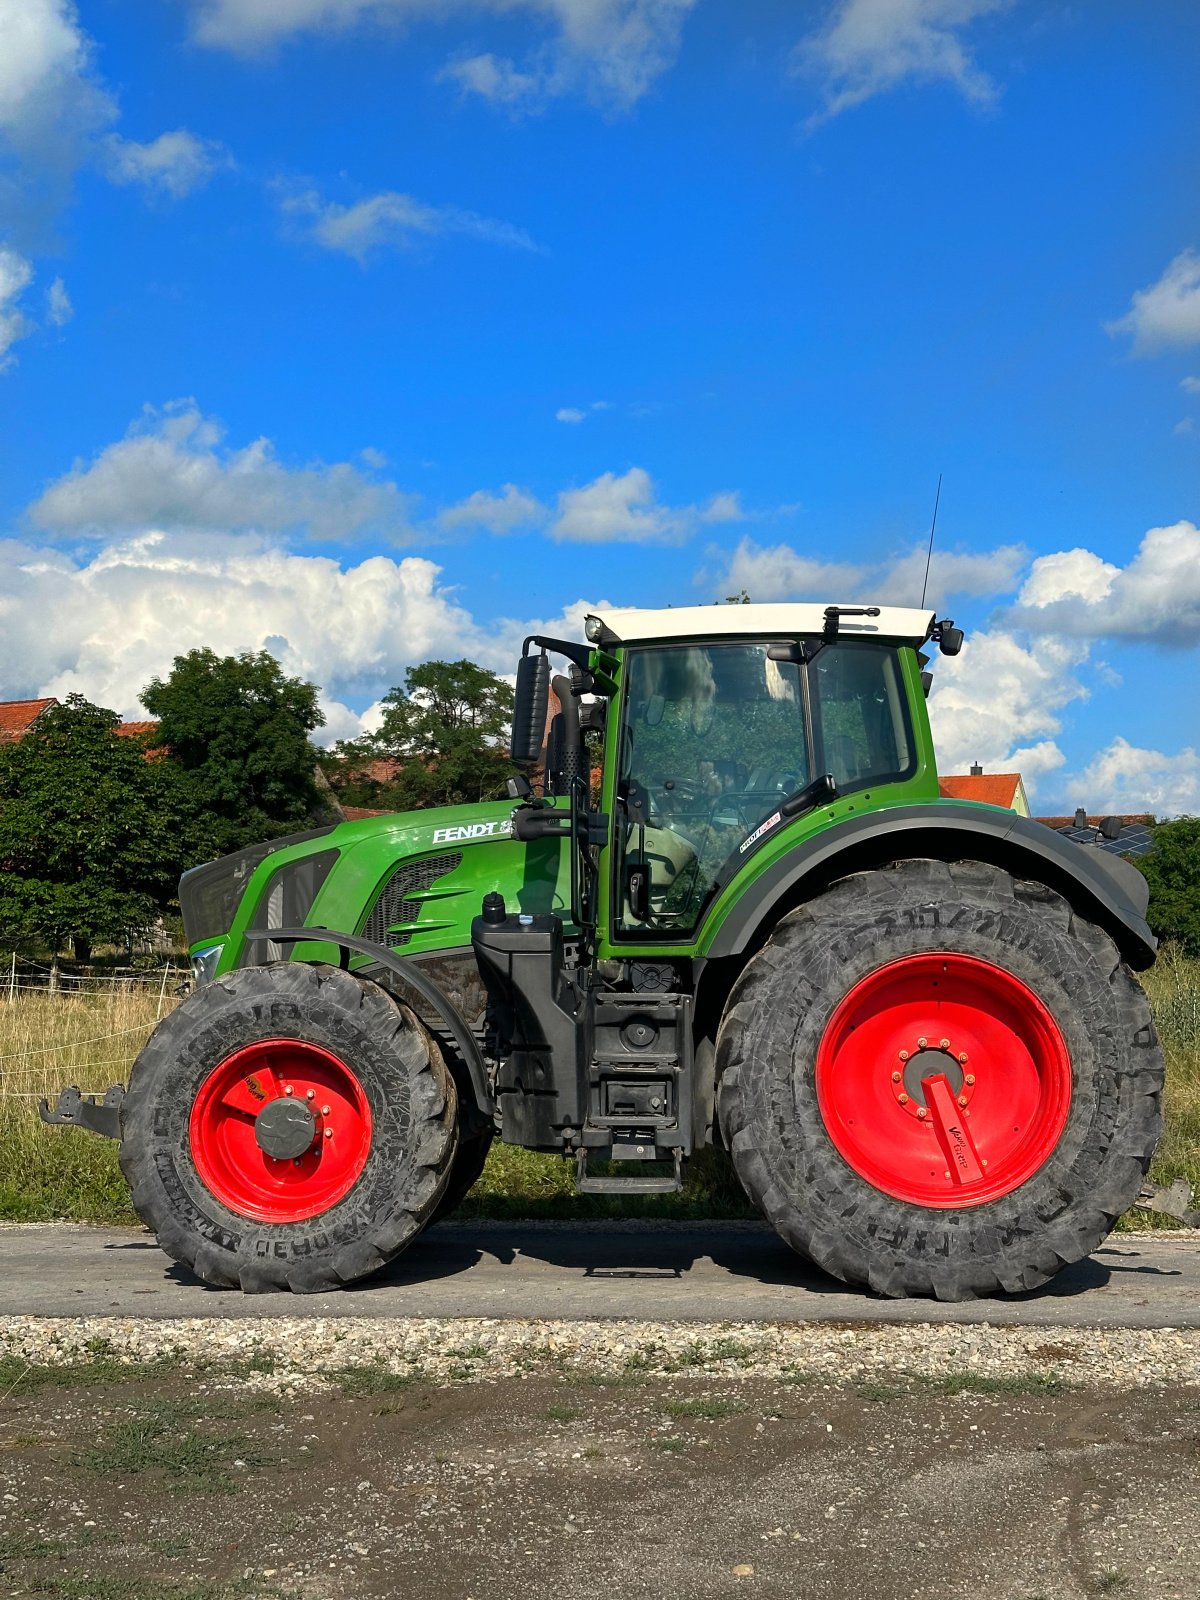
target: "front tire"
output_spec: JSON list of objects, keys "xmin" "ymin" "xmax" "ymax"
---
[
  {"xmin": 716, "ymin": 860, "xmax": 1163, "ymax": 1300},
  {"xmin": 120, "ymin": 962, "xmax": 457, "ymax": 1292}
]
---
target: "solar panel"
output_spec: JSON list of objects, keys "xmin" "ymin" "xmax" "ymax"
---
[{"xmin": 1052, "ymin": 822, "xmax": 1156, "ymax": 858}]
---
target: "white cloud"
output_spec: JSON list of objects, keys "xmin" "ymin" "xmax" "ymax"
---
[
  {"xmin": 1065, "ymin": 736, "xmax": 1200, "ymax": 819},
  {"xmin": 0, "ymin": 525, "xmax": 612, "ymax": 743},
  {"xmin": 0, "ymin": 245, "xmax": 35, "ymax": 368},
  {"xmin": 926, "ymin": 629, "xmax": 1088, "ymax": 794},
  {"xmin": 437, "ymin": 483, "xmax": 545, "ymax": 535},
  {"xmin": 796, "ymin": 0, "xmax": 1009, "ymax": 126},
  {"xmin": 191, "ymin": 0, "xmax": 694, "ymax": 110},
  {"xmin": 549, "ymin": 466, "xmax": 742, "ymax": 544},
  {"xmin": 1180, "ymin": 375, "xmax": 1200, "ymax": 394},
  {"xmin": 280, "ymin": 187, "xmax": 536, "ymax": 262},
  {"xmin": 1010, "ymin": 521, "xmax": 1200, "ymax": 646},
  {"xmin": 102, "ymin": 130, "xmax": 230, "ymax": 200},
  {"xmin": 28, "ymin": 401, "xmax": 415, "ymax": 541},
  {"xmin": 699, "ymin": 491, "xmax": 745, "ymax": 524},
  {"xmin": 556, "ymin": 407, "xmax": 586, "ymax": 424},
  {"xmin": 718, "ymin": 536, "xmax": 1027, "ymax": 607},
  {"xmin": 1107, "ymin": 250, "xmax": 1200, "ymax": 355},
  {"xmin": 440, "ymin": 53, "xmax": 542, "ymax": 107},
  {"xmin": 0, "ymin": 0, "xmax": 114, "ymax": 165},
  {"xmin": 45, "ymin": 274, "xmax": 71, "ymax": 324}
]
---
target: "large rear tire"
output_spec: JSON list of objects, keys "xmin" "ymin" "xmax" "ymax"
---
[
  {"xmin": 120, "ymin": 962, "xmax": 457, "ymax": 1292},
  {"xmin": 716, "ymin": 860, "xmax": 1163, "ymax": 1300}
]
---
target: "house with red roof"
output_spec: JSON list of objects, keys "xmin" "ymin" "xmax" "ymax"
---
[
  {"xmin": 0, "ymin": 699, "xmax": 57, "ymax": 742},
  {"xmin": 938, "ymin": 763, "xmax": 1030, "ymax": 816}
]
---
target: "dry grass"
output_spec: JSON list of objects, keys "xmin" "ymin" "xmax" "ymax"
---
[
  {"xmin": 0, "ymin": 984, "xmax": 172, "ymax": 1222},
  {"xmin": 0, "ymin": 953, "xmax": 1197, "ymax": 1227}
]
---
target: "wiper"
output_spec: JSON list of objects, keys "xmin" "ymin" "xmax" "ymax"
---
[{"xmin": 779, "ymin": 772, "xmax": 838, "ymax": 818}]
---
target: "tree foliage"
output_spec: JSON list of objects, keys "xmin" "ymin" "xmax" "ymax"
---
[
  {"xmin": 326, "ymin": 659, "xmax": 514, "ymax": 812},
  {"xmin": 0, "ymin": 697, "xmax": 200, "ymax": 959},
  {"xmin": 142, "ymin": 649, "xmax": 325, "ymax": 853},
  {"xmin": 1137, "ymin": 817, "xmax": 1200, "ymax": 957}
]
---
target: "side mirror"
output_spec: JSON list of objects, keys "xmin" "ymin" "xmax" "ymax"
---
[{"xmin": 511, "ymin": 652, "xmax": 550, "ymax": 766}]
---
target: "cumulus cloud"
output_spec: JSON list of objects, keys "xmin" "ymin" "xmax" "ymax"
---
[
  {"xmin": 796, "ymin": 0, "xmax": 1009, "ymax": 126},
  {"xmin": 549, "ymin": 467, "xmax": 742, "ymax": 544},
  {"xmin": 926, "ymin": 630, "xmax": 1088, "ymax": 791},
  {"xmin": 556, "ymin": 407, "xmax": 586, "ymax": 424},
  {"xmin": 0, "ymin": 525, "xmax": 612, "ymax": 742},
  {"xmin": 437, "ymin": 483, "xmax": 545, "ymax": 535},
  {"xmin": 1065, "ymin": 737, "xmax": 1200, "ymax": 819},
  {"xmin": 717, "ymin": 536, "xmax": 1027, "ymax": 608},
  {"xmin": 1009, "ymin": 521, "xmax": 1200, "ymax": 647},
  {"xmin": 279, "ymin": 186, "xmax": 537, "ymax": 262},
  {"xmin": 102, "ymin": 129, "xmax": 230, "ymax": 200},
  {"xmin": 1107, "ymin": 250, "xmax": 1200, "ymax": 355},
  {"xmin": 28, "ymin": 401, "xmax": 415, "ymax": 541},
  {"xmin": 0, "ymin": 245, "xmax": 35, "ymax": 368},
  {"xmin": 190, "ymin": 0, "xmax": 694, "ymax": 110},
  {"xmin": 0, "ymin": 0, "xmax": 115, "ymax": 173}
]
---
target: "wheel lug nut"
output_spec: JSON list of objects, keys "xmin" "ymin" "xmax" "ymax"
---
[
  {"xmin": 306, "ymin": 1089, "xmax": 315, "ymax": 1101},
  {"xmin": 917, "ymin": 1037, "xmax": 928, "ymax": 1049},
  {"xmin": 965, "ymin": 1074, "xmax": 975, "ymax": 1086},
  {"xmin": 958, "ymin": 1095, "xmax": 968, "ymax": 1107},
  {"xmin": 958, "ymin": 1053, "xmax": 968, "ymax": 1064},
  {"xmin": 899, "ymin": 1051, "xmax": 910, "ymax": 1062},
  {"xmin": 324, "ymin": 1128, "xmax": 333, "ymax": 1139},
  {"xmin": 321, "ymin": 1105, "xmax": 331, "ymax": 1116},
  {"xmin": 284, "ymin": 1085, "xmax": 293, "ymax": 1096},
  {"xmin": 916, "ymin": 1107, "xmax": 928, "ymax": 1120},
  {"xmin": 898, "ymin": 1093, "xmax": 909, "ymax": 1105},
  {"xmin": 891, "ymin": 1071, "xmax": 901, "ymax": 1083},
  {"xmin": 940, "ymin": 1038, "xmax": 950, "ymax": 1050}
]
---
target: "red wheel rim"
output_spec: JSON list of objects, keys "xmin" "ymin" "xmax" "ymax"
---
[
  {"xmin": 815, "ymin": 953, "xmax": 1071, "ymax": 1208},
  {"xmin": 189, "ymin": 1039, "xmax": 372, "ymax": 1222}
]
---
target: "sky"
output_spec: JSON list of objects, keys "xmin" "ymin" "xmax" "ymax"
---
[{"xmin": 1, "ymin": 0, "xmax": 1198, "ymax": 814}]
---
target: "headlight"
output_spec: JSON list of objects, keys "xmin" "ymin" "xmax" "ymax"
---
[
  {"xmin": 190, "ymin": 946, "xmax": 223, "ymax": 988},
  {"xmin": 584, "ymin": 614, "xmax": 604, "ymax": 643}
]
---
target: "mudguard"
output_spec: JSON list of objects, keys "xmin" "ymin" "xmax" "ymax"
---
[{"xmin": 705, "ymin": 804, "xmax": 1157, "ymax": 969}]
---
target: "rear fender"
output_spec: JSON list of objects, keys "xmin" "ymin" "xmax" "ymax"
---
[{"xmin": 701, "ymin": 805, "xmax": 1157, "ymax": 970}]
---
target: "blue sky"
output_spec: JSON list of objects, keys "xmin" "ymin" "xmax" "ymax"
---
[{"xmin": 1, "ymin": 0, "xmax": 1198, "ymax": 812}]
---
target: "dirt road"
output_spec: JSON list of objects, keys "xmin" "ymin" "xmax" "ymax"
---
[{"xmin": 0, "ymin": 1361, "xmax": 1196, "ymax": 1600}]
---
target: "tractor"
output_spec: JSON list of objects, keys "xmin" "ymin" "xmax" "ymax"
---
[{"xmin": 44, "ymin": 603, "xmax": 1167, "ymax": 1300}]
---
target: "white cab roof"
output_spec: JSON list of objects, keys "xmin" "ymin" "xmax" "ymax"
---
[{"xmin": 589, "ymin": 603, "xmax": 935, "ymax": 646}]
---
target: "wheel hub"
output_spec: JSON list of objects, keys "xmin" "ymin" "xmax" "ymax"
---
[{"xmin": 254, "ymin": 1097, "xmax": 318, "ymax": 1160}]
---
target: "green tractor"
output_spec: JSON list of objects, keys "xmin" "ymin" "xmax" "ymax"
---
[{"xmin": 45, "ymin": 603, "xmax": 1166, "ymax": 1300}]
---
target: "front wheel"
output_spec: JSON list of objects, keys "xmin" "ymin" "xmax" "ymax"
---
[
  {"xmin": 716, "ymin": 860, "xmax": 1164, "ymax": 1300},
  {"xmin": 120, "ymin": 962, "xmax": 458, "ymax": 1292}
]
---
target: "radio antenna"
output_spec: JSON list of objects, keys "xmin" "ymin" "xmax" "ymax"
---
[{"xmin": 919, "ymin": 473, "xmax": 943, "ymax": 610}]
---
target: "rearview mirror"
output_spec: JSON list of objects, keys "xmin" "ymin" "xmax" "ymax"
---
[{"xmin": 511, "ymin": 652, "xmax": 550, "ymax": 766}]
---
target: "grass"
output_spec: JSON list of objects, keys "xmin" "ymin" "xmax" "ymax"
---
[
  {"xmin": 659, "ymin": 1396, "xmax": 747, "ymax": 1420},
  {"xmin": 74, "ymin": 1395, "xmax": 273, "ymax": 1493},
  {"xmin": 1, "ymin": 951, "xmax": 1197, "ymax": 1226}
]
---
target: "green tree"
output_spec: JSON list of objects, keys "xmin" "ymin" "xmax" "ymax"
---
[
  {"xmin": 363, "ymin": 659, "xmax": 514, "ymax": 810},
  {"xmin": 141, "ymin": 649, "xmax": 324, "ymax": 853},
  {"xmin": 1137, "ymin": 816, "xmax": 1200, "ymax": 956},
  {"xmin": 0, "ymin": 696, "xmax": 200, "ymax": 961}
]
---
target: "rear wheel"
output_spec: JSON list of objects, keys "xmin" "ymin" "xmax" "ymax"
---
[
  {"xmin": 120, "ymin": 962, "xmax": 457, "ymax": 1292},
  {"xmin": 716, "ymin": 860, "xmax": 1163, "ymax": 1300}
]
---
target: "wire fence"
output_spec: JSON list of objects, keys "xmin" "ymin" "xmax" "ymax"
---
[{"xmin": 0, "ymin": 958, "xmax": 183, "ymax": 1100}]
